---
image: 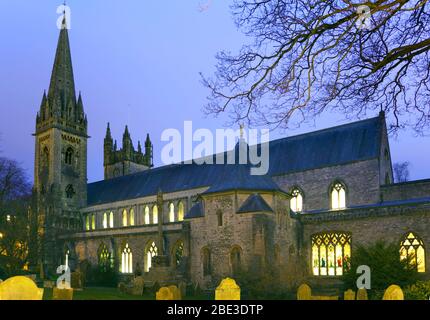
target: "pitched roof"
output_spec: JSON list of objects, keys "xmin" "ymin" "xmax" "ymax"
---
[
  {"xmin": 184, "ymin": 202, "xmax": 204, "ymax": 219},
  {"xmin": 237, "ymin": 194, "xmax": 274, "ymax": 214},
  {"xmin": 87, "ymin": 115, "xmax": 384, "ymax": 206}
]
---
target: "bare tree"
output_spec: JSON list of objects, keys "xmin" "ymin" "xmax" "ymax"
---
[
  {"xmin": 393, "ymin": 161, "xmax": 410, "ymax": 182},
  {"xmin": 202, "ymin": 0, "xmax": 430, "ymax": 132}
]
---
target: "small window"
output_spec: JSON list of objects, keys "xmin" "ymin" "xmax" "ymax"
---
[
  {"xmin": 178, "ymin": 202, "xmax": 184, "ymax": 222},
  {"xmin": 65, "ymin": 185, "xmax": 75, "ymax": 199},
  {"xmin": 331, "ymin": 182, "xmax": 346, "ymax": 209},
  {"xmin": 91, "ymin": 214, "xmax": 96, "ymax": 230},
  {"xmin": 202, "ymin": 247, "xmax": 212, "ymax": 276},
  {"xmin": 122, "ymin": 209, "xmax": 128, "ymax": 227},
  {"xmin": 217, "ymin": 210, "xmax": 223, "ymax": 227},
  {"xmin": 129, "ymin": 209, "xmax": 135, "ymax": 226},
  {"xmin": 152, "ymin": 205, "xmax": 158, "ymax": 224},
  {"xmin": 144, "ymin": 206, "xmax": 150, "ymax": 225},
  {"xmin": 85, "ymin": 215, "xmax": 90, "ymax": 231},
  {"xmin": 109, "ymin": 211, "xmax": 114, "ymax": 228},
  {"xmin": 169, "ymin": 203, "xmax": 175, "ymax": 223},
  {"xmin": 290, "ymin": 188, "xmax": 303, "ymax": 212},
  {"xmin": 103, "ymin": 212, "xmax": 108, "ymax": 229},
  {"xmin": 65, "ymin": 147, "xmax": 74, "ymax": 165}
]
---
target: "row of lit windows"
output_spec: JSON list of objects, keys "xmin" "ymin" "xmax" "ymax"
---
[
  {"xmin": 290, "ymin": 181, "xmax": 347, "ymax": 213},
  {"xmin": 312, "ymin": 232, "xmax": 426, "ymax": 276},
  {"xmin": 84, "ymin": 202, "xmax": 185, "ymax": 231}
]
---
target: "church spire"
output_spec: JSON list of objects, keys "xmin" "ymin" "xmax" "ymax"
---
[{"xmin": 47, "ymin": 13, "xmax": 76, "ymax": 115}]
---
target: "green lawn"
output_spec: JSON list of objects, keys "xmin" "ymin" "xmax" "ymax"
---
[{"xmin": 43, "ymin": 287, "xmax": 210, "ymax": 300}]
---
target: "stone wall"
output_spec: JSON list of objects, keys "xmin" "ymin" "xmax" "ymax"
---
[{"xmin": 381, "ymin": 179, "xmax": 430, "ymax": 202}]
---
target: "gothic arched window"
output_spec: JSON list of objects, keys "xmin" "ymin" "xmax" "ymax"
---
[
  {"xmin": 65, "ymin": 185, "xmax": 75, "ymax": 199},
  {"xmin": 178, "ymin": 202, "xmax": 184, "ymax": 222},
  {"xmin": 129, "ymin": 208, "xmax": 135, "ymax": 226},
  {"xmin": 85, "ymin": 215, "xmax": 90, "ymax": 231},
  {"xmin": 152, "ymin": 205, "xmax": 158, "ymax": 224},
  {"xmin": 290, "ymin": 188, "xmax": 303, "ymax": 212},
  {"xmin": 145, "ymin": 241, "xmax": 158, "ymax": 272},
  {"xmin": 144, "ymin": 206, "xmax": 150, "ymax": 225},
  {"xmin": 65, "ymin": 147, "xmax": 74, "ymax": 165},
  {"xmin": 42, "ymin": 147, "xmax": 49, "ymax": 169},
  {"xmin": 169, "ymin": 203, "xmax": 175, "ymax": 223},
  {"xmin": 98, "ymin": 244, "xmax": 112, "ymax": 271},
  {"xmin": 103, "ymin": 212, "xmax": 108, "ymax": 229},
  {"xmin": 230, "ymin": 246, "xmax": 242, "ymax": 276},
  {"xmin": 331, "ymin": 182, "xmax": 346, "ymax": 209},
  {"xmin": 312, "ymin": 232, "xmax": 351, "ymax": 276},
  {"xmin": 91, "ymin": 214, "xmax": 96, "ymax": 230},
  {"xmin": 400, "ymin": 232, "xmax": 426, "ymax": 273},
  {"xmin": 109, "ymin": 211, "xmax": 114, "ymax": 228},
  {"xmin": 122, "ymin": 209, "xmax": 128, "ymax": 227},
  {"xmin": 121, "ymin": 243, "xmax": 133, "ymax": 274},
  {"xmin": 202, "ymin": 247, "xmax": 211, "ymax": 276},
  {"xmin": 173, "ymin": 241, "xmax": 184, "ymax": 267}
]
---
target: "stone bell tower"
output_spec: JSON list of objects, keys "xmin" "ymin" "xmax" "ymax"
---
[{"xmin": 30, "ymin": 15, "xmax": 88, "ymax": 275}]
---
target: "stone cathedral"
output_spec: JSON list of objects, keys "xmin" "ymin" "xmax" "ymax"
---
[{"xmin": 30, "ymin": 19, "xmax": 430, "ymax": 292}]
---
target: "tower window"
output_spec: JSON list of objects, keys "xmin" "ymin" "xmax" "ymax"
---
[
  {"xmin": 290, "ymin": 188, "xmax": 303, "ymax": 212},
  {"xmin": 331, "ymin": 182, "xmax": 346, "ymax": 210},
  {"xmin": 217, "ymin": 210, "xmax": 223, "ymax": 227},
  {"xmin": 65, "ymin": 185, "xmax": 75, "ymax": 199},
  {"xmin": 65, "ymin": 147, "xmax": 74, "ymax": 165}
]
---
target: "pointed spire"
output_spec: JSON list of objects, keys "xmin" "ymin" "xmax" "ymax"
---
[
  {"xmin": 138, "ymin": 141, "xmax": 142, "ymax": 154},
  {"xmin": 105, "ymin": 123, "xmax": 113, "ymax": 141},
  {"xmin": 145, "ymin": 133, "xmax": 151, "ymax": 146}
]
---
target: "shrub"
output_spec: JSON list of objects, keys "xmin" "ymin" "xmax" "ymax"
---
[
  {"xmin": 342, "ymin": 241, "xmax": 419, "ymax": 299},
  {"xmin": 404, "ymin": 281, "xmax": 430, "ymax": 300}
]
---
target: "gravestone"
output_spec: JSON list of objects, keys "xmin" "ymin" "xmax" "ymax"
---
[
  {"xmin": 383, "ymin": 285, "xmax": 404, "ymax": 300},
  {"xmin": 71, "ymin": 271, "xmax": 83, "ymax": 289},
  {"xmin": 215, "ymin": 278, "xmax": 240, "ymax": 300},
  {"xmin": 53, "ymin": 287, "xmax": 74, "ymax": 300},
  {"xmin": 178, "ymin": 281, "xmax": 187, "ymax": 298},
  {"xmin": 344, "ymin": 289, "xmax": 356, "ymax": 300},
  {"xmin": 0, "ymin": 276, "xmax": 44, "ymax": 300},
  {"xmin": 156, "ymin": 287, "xmax": 174, "ymax": 300},
  {"xmin": 357, "ymin": 288, "xmax": 368, "ymax": 300},
  {"xmin": 127, "ymin": 276, "xmax": 144, "ymax": 296},
  {"xmin": 297, "ymin": 283, "xmax": 312, "ymax": 300},
  {"xmin": 168, "ymin": 285, "xmax": 182, "ymax": 300}
]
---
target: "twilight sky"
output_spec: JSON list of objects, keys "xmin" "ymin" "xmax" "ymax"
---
[{"xmin": 0, "ymin": 0, "xmax": 429, "ymax": 183}]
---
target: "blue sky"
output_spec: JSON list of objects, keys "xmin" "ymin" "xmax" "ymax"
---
[{"xmin": 0, "ymin": 0, "xmax": 429, "ymax": 183}]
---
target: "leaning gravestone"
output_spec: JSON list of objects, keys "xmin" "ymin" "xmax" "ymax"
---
[
  {"xmin": 178, "ymin": 281, "xmax": 187, "ymax": 298},
  {"xmin": 215, "ymin": 278, "xmax": 240, "ymax": 300},
  {"xmin": 383, "ymin": 285, "xmax": 404, "ymax": 300},
  {"xmin": 0, "ymin": 276, "xmax": 44, "ymax": 300},
  {"xmin": 156, "ymin": 287, "xmax": 174, "ymax": 300},
  {"xmin": 297, "ymin": 283, "xmax": 312, "ymax": 300},
  {"xmin": 168, "ymin": 285, "xmax": 182, "ymax": 300},
  {"xmin": 344, "ymin": 289, "xmax": 356, "ymax": 300},
  {"xmin": 71, "ymin": 271, "xmax": 83, "ymax": 290},
  {"xmin": 357, "ymin": 288, "xmax": 368, "ymax": 300},
  {"xmin": 53, "ymin": 287, "xmax": 74, "ymax": 300}
]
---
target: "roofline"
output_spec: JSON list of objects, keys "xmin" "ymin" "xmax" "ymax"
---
[{"xmin": 381, "ymin": 178, "xmax": 430, "ymax": 187}]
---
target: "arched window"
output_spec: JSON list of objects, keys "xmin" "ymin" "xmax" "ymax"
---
[
  {"xmin": 103, "ymin": 212, "xmax": 108, "ymax": 229},
  {"xmin": 121, "ymin": 243, "xmax": 133, "ymax": 274},
  {"xmin": 113, "ymin": 168, "xmax": 120, "ymax": 177},
  {"xmin": 85, "ymin": 215, "xmax": 90, "ymax": 231},
  {"xmin": 65, "ymin": 185, "xmax": 75, "ymax": 199},
  {"xmin": 152, "ymin": 205, "xmax": 158, "ymax": 224},
  {"xmin": 145, "ymin": 241, "xmax": 158, "ymax": 272},
  {"xmin": 173, "ymin": 241, "xmax": 184, "ymax": 267},
  {"xmin": 65, "ymin": 147, "xmax": 74, "ymax": 165},
  {"xmin": 217, "ymin": 210, "xmax": 223, "ymax": 227},
  {"xmin": 144, "ymin": 206, "xmax": 150, "ymax": 225},
  {"xmin": 169, "ymin": 203, "xmax": 175, "ymax": 222},
  {"xmin": 91, "ymin": 214, "xmax": 96, "ymax": 230},
  {"xmin": 122, "ymin": 209, "xmax": 128, "ymax": 227},
  {"xmin": 178, "ymin": 202, "xmax": 184, "ymax": 222},
  {"xmin": 42, "ymin": 147, "xmax": 49, "ymax": 168},
  {"xmin": 109, "ymin": 211, "xmax": 114, "ymax": 228},
  {"xmin": 312, "ymin": 232, "xmax": 351, "ymax": 276},
  {"xmin": 202, "ymin": 247, "xmax": 211, "ymax": 276},
  {"xmin": 98, "ymin": 244, "xmax": 112, "ymax": 271},
  {"xmin": 129, "ymin": 208, "xmax": 135, "ymax": 226},
  {"xmin": 400, "ymin": 232, "xmax": 425, "ymax": 273},
  {"xmin": 290, "ymin": 188, "xmax": 303, "ymax": 212},
  {"xmin": 230, "ymin": 246, "xmax": 242, "ymax": 275},
  {"xmin": 331, "ymin": 182, "xmax": 346, "ymax": 209}
]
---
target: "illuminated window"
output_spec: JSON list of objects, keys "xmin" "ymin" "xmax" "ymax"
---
[
  {"xmin": 290, "ymin": 188, "xmax": 303, "ymax": 212},
  {"xmin": 153, "ymin": 205, "xmax": 158, "ymax": 224},
  {"xmin": 129, "ymin": 209, "xmax": 135, "ymax": 226},
  {"xmin": 103, "ymin": 212, "xmax": 108, "ymax": 229},
  {"xmin": 91, "ymin": 214, "xmax": 96, "ymax": 230},
  {"xmin": 6, "ymin": 215, "xmax": 11, "ymax": 222},
  {"xmin": 109, "ymin": 211, "xmax": 114, "ymax": 228},
  {"xmin": 85, "ymin": 215, "xmax": 90, "ymax": 231},
  {"xmin": 144, "ymin": 206, "xmax": 150, "ymax": 225},
  {"xmin": 145, "ymin": 241, "xmax": 158, "ymax": 272},
  {"xmin": 169, "ymin": 203, "xmax": 175, "ymax": 222},
  {"xmin": 98, "ymin": 244, "xmax": 112, "ymax": 271},
  {"xmin": 202, "ymin": 247, "xmax": 212, "ymax": 276},
  {"xmin": 230, "ymin": 246, "xmax": 242, "ymax": 276},
  {"xmin": 400, "ymin": 232, "xmax": 426, "ymax": 273},
  {"xmin": 331, "ymin": 182, "xmax": 346, "ymax": 209},
  {"xmin": 65, "ymin": 147, "xmax": 74, "ymax": 165},
  {"xmin": 174, "ymin": 241, "xmax": 184, "ymax": 267},
  {"xmin": 178, "ymin": 202, "xmax": 184, "ymax": 222},
  {"xmin": 312, "ymin": 232, "xmax": 351, "ymax": 276},
  {"xmin": 122, "ymin": 209, "xmax": 128, "ymax": 227},
  {"xmin": 121, "ymin": 243, "xmax": 133, "ymax": 274}
]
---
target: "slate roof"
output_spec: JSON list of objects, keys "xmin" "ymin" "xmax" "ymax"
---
[
  {"xmin": 87, "ymin": 115, "xmax": 383, "ymax": 206},
  {"xmin": 184, "ymin": 202, "xmax": 204, "ymax": 219},
  {"xmin": 237, "ymin": 194, "xmax": 274, "ymax": 214}
]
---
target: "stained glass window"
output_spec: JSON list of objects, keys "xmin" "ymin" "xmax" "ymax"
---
[
  {"xmin": 400, "ymin": 232, "xmax": 426, "ymax": 273},
  {"xmin": 98, "ymin": 244, "xmax": 112, "ymax": 271},
  {"xmin": 331, "ymin": 182, "xmax": 346, "ymax": 209},
  {"xmin": 121, "ymin": 243, "xmax": 133, "ymax": 274},
  {"xmin": 144, "ymin": 206, "xmax": 150, "ymax": 225},
  {"xmin": 312, "ymin": 232, "xmax": 351, "ymax": 276},
  {"xmin": 145, "ymin": 241, "xmax": 158, "ymax": 272},
  {"xmin": 290, "ymin": 188, "xmax": 303, "ymax": 212}
]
